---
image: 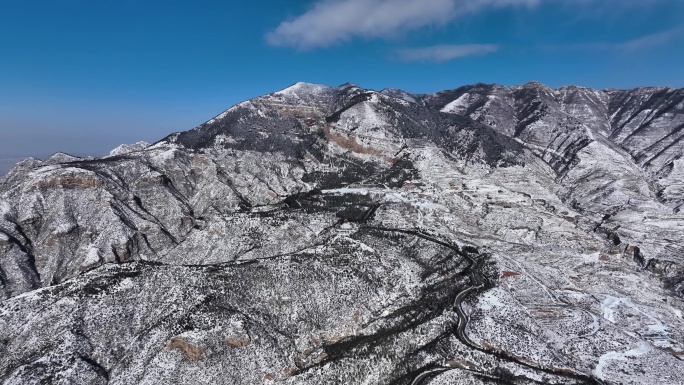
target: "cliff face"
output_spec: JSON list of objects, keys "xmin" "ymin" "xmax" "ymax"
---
[{"xmin": 1, "ymin": 82, "xmax": 683, "ymax": 385}]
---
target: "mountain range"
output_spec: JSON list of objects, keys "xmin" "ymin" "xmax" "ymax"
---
[{"xmin": 1, "ymin": 81, "xmax": 683, "ymax": 384}]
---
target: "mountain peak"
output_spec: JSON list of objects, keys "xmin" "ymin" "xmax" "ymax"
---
[
  {"xmin": 273, "ymin": 81, "xmax": 333, "ymax": 96},
  {"xmin": 337, "ymin": 82, "xmax": 360, "ymax": 89}
]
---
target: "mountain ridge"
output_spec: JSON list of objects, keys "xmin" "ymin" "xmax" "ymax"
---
[{"xmin": 1, "ymin": 81, "xmax": 684, "ymax": 384}]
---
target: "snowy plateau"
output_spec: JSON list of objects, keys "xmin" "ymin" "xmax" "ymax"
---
[{"xmin": 1, "ymin": 81, "xmax": 684, "ymax": 384}]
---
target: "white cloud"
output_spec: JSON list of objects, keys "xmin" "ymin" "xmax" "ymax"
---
[
  {"xmin": 266, "ymin": 0, "xmax": 541, "ymax": 49},
  {"xmin": 396, "ymin": 44, "xmax": 499, "ymax": 62}
]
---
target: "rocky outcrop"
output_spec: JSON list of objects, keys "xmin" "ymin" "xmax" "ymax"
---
[{"xmin": 1, "ymin": 82, "xmax": 684, "ymax": 384}]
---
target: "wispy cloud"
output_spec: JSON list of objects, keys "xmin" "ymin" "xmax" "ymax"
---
[
  {"xmin": 266, "ymin": 0, "xmax": 541, "ymax": 50},
  {"xmin": 395, "ymin": 44, "xmax": 499, "ymax": 62},
  {"xmin": 540, "ymin": 27, "xmax": 684, "ymax": 53},
  {"xmin": 618, "ymin": 27, "xmax": 684, "ymax": 52}
]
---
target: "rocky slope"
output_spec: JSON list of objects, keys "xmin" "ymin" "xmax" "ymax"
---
[{"xmin": 1, "ymin": 81, "xmax": 683, "ymax": 384}]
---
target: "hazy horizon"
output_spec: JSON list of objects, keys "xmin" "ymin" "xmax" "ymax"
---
[{"xmin": 3, "ymin": 78, "xmax": 684, "ymax": 177}]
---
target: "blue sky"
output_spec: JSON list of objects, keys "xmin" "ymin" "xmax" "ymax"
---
[{"xmin": 1, "ymin": 0, "xmax": 683, "ymax": 172}]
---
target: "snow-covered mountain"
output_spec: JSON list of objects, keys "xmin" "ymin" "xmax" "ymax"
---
[{"xmin": 1, "ymin": 82, "xmax": 683, "ymax": 384}]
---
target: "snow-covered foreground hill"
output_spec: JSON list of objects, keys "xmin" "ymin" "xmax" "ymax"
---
[{"xmin": 1, "ymin": 82, "xmax": 683, "ymax": 384}]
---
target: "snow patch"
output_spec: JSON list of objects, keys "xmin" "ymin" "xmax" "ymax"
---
[
  {"xmin": 594, "ymin": 341, "xmax": 651, "ymax": 380},
  {"xmin": 109, "ymin": 141, "xmax": 150, "ymax": 157},
  {"xmin": 383, "ymin": 192, "xmax": 409, "ymax": 203},
  {"xmin": 441, "ymin": 93, "xmax": 470, "ymax": 113},
  {"xmin": 601, "ymin": 296, "xmax": 628, "ymax": 323},
  {"xmin": 148, "ymin": 141, "xmax": 180, "ymax": 150},
  {"xmin": 151, "ymin": 148, "xmax": 177, "ymax": 163},
  {"xmin": 601, "ymin": 295, "xmax": 672, "ymax": 346},
  {"xmin": 0, "ymin": 199, "xmax": 10, "ymax": 216},
  {"xmin": 273, "ymin": 82, "xmax": 330, "ymax": 99},
  {"xmin": 341, "ymin": 236, "xmax": 376, "ymax": 253},
  {"xmin": 54, "ymin": 223, "xmax": 76, "ymax": 235},
  {"xmin": 214, "ymin": 134, "xmax": 238, "ymax": 146},
  {"xmin": 581, "ymin": 252, "xmax": 600, "ymax": 264},
  {"xmin": 84, "ymin": 246, "xmax": 101, "ymax": 266},
  {"xmin": 412, "ymin": 201, "xmax": 446, "ymax": 210},
  {"xmin": 589, "ymin": 313, "xmax": 601, "ymax": 333},
  {"xmin": 668, "ymin": 306, "xmax": 682, "ymax": 319},
  {"xmin": 322, "ymin": 188, "xmax": 372, "ymax": 195},
  {"xmin": 116, "ymin": 277, "xmax": 136, "ymax": 291},
  {"xmin": 380, "ymin": 88, "xmax": 419, "ymax": 104},
  {"xmin": 478, "ymin": 290, "xmax": 505, "ymax": 311}
]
